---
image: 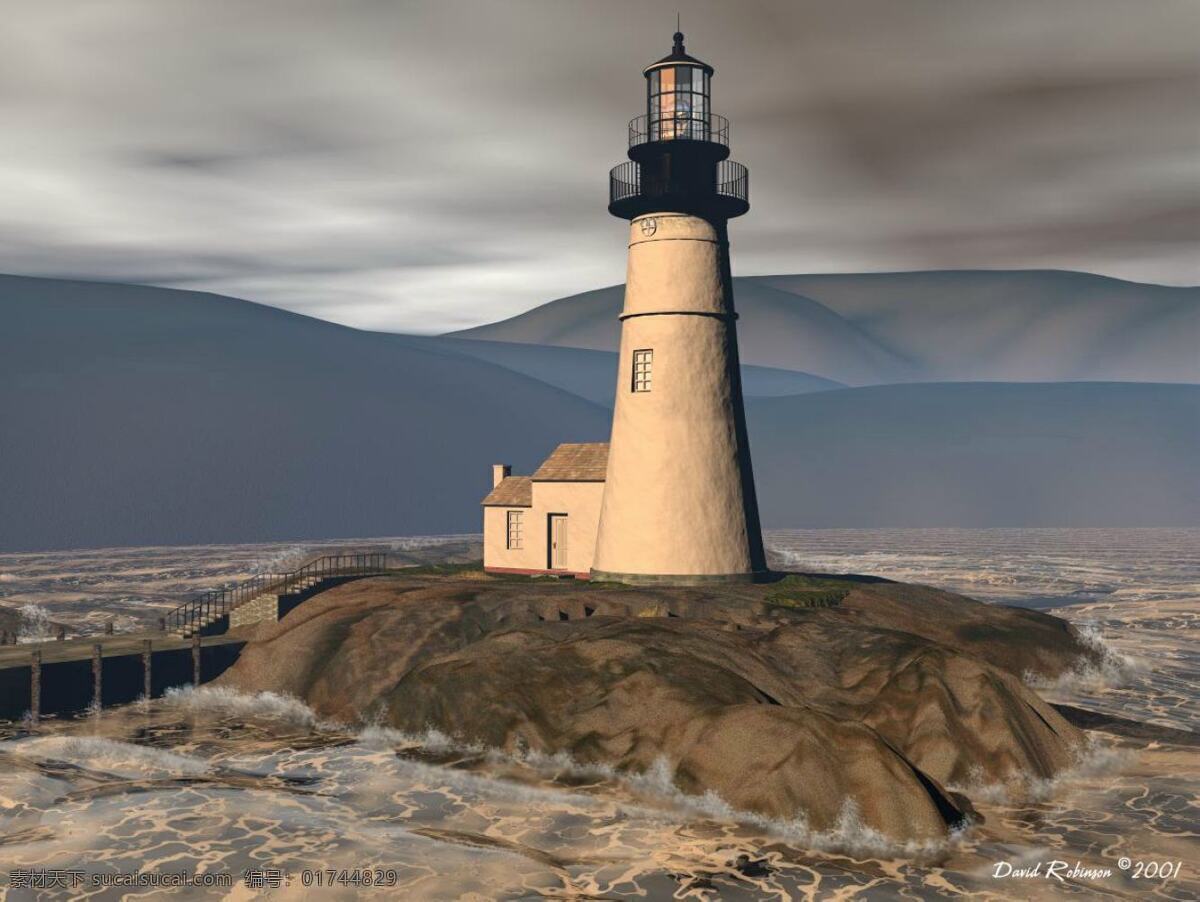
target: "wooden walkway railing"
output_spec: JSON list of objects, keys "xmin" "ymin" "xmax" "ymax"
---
[{"xmin": 163, "ymin": 552, "xmax": 388, "ymax": 636}]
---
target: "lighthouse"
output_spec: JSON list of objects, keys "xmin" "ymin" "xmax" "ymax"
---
[
  {"xmin": 480, "ymin": 31, "xmax": 765, "ymax": 584},
  {"xmin": 591, "ymin": 31, "xmax": 766, "ymax": 583}
]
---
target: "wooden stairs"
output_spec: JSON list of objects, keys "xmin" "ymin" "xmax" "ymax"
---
[{"xmin": 164, "ymin": 553, "xmax": 389, "ymax": 638}]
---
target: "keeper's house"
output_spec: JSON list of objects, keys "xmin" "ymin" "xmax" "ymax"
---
[{"xmin": 482, "ymin": 443, "xmax": 608, "ymax": 579}]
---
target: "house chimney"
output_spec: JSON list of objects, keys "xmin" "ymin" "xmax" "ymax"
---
[{"xmin": 492, "ymin": 464, "xmax": 511, "ymax": 487}]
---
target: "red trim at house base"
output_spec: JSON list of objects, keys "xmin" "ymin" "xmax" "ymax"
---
[{"xmin": 485, "ymin": 566, "xmax": 591, "ymax": 580}]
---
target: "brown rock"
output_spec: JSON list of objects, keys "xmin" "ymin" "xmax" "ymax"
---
[{"xmin": 217, "ymin": 571, "xmax": 1091, "ymax": 841}]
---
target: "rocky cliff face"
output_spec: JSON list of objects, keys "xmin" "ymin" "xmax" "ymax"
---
[{"xmin": 217, "ymin": 570, "xmax": 1092, "ymax": 841}]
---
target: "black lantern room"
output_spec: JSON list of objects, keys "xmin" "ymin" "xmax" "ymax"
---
[{"xmin": 609, "ymin": 31, "xmax": 749, "ymax": 221}]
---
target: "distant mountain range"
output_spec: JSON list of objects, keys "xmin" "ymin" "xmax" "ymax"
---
[
  {"xmin": 746, "ymin": 382, "xmax": 1197, "ymax": 529},
  {"xmin": 1, "ymin": 271, "xmax": 1196, "ymax": 551},
  {"xmin": 419, "ymin": 336, "xmax": 842, "ymax": 406},
  {"xmin": 0, "ymin": 276, "xmax": 608, "ymax": 551},
  {"xmin": 452, "ymin": 270, "xmax": 1199, "ymax": 386}
]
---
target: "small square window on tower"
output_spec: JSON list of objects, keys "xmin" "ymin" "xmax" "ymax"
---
[
  {"xmin": 632, "ymin": 349, "xmax": 653, "ymax": 392},
  {"xmin": 506, "ymin": 510, "xmax": 523, "ymax": 549}
]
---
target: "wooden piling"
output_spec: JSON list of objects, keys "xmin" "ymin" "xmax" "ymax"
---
[
  {"xmin": 142, "ymin": 639, "xmax": 152, "ymax": 700},
  {"xmin": 192, "ymin": 634, "xmax": 201, "ymax": 686},
  {"xmin": 30, "ymin": 650, "xmax": 41, "ymax": 725},
  {"xmin": 92, "ymin": 643, "xmax": 103, "ymax": 711}
]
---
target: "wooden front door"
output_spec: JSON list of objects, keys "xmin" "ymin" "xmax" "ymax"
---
[{"xmin": 548, "ymin": 514, "xmax": 568, "ymax": 570}]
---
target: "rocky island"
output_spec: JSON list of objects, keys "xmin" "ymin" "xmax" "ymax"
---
[{"xmin": 215, "ymin": 567, "xmax": 1095, "ymax": 842}]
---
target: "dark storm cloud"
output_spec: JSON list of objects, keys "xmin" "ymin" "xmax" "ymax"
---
[{"xmin": 1, "ymin": 0, "xmax": 1196, "ymax": 331}]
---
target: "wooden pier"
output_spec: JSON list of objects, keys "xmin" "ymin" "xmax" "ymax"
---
[
  {"xmin": 0, "ymin": 552, "xmax": 392, "ymax": 723},
  {"xmin": 0, "ymin": 633, "xmax": 246, "ymax": 722}
]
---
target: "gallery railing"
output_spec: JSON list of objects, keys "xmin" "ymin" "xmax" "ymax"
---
[
  {"xmin": 608, "ymin": 159, "xmax": 749, "ymax": 208},
  {"xmin": 716, "ymin": 160, "xmax": 749, "ymax": 205},
  {"xmin": 629, "ymin": 112, "xmax": 729, "ymax": 148},
  {"xmin": 609, "ymin": 161, "xmax": 641, "ymax": 205}
]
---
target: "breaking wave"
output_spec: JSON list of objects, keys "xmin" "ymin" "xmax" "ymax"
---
[
  {"xmin": 1026, "ymin": 622, "xmax": 1142, "ymax": 693},
  {"xmin": 144, "ymin": 687, "xmax": 966, "ymax": 857},
  {"xmin": 947, "ymin": 735, "xmax": 1134, "ymax": 805},
  {"xmin": 161, "ymin": 685, "xmax": 328, "ymax": 728},
  {"xmin": 16, "ymin": 603, "xmax": 53, "ymax": 642},
  {"xmin": 4, "ymin": 736, "xmax": 210, "ymax": 779},
  {"xmin": 356, "ymin": 724, "xmax": 479, "ymax": 754},
  {"xmin": 608, "ymin": 756, "xmax": 965, "ymax": 859},
  {"xmin": 356, "ymin": 723, "xmax": 963, "ymax": 858}
]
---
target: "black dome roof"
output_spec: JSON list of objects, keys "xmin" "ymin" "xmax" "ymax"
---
[{"xmin": 643, "ymin": 32, "xmax": 714, "ymax": 76}]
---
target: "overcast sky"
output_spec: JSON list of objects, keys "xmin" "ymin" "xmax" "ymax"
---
[{"xmin": 2, "ymin": 1, "xmax": 1197, "ymax": 332}]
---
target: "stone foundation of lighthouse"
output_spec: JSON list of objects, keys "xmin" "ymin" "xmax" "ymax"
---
[{"xmin": 590, "ymin": 212, "xmax": 766, "ymax": 583}]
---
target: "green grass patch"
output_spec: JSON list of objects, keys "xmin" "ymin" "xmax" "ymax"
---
[
  {"xmin": 392, "ymin": 560, "xmax": 487, "ymax": 578},
  {"xmin": 763, "ymin": 575, "xmax": 850, "ymax": 609}
]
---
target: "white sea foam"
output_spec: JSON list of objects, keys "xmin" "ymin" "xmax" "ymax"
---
[
  {"xmin": 594, "ymin": 756, "xmax": 964, "ymax": 859},
  {"xmin": 161, "ymin": 685, "xmax": 328, "ymax": 728},
  {"xmin": 386, "ymin": 534, "xmax": 477, "ymax": 552},
  {"xmin": 3, "ymin": 679, "xmax": 1075, "ymax": 861},
  {"xmin": 1026, "ymin": 622, "xmax": 1142, "ymax": 693},
  {"xmin": 16, "ymin": 603, "xmax": 53, "ymax": 642},
  {"xmin": 0, "ymin": 572, "xmax": 17, "ymax": 583},
  {"xmin": 3, "ymin": 736, "xmax": 210, "ymax": 779},
  {"xmin": 948, "ymin": 735, "xmax": 1134, "ymax": 805},
  {"xmin": 1025, "ymin": 739, "xmax": 1135, "ymax": 802},
  {"xmin": 356, "ymin": 724, "xmax": 478, "ymax": 753},
  {"xmin": 355, "ymin": 726, "xmax": 963, "ymax": 858},
  {"xmin": 248, "ymin": 544, "xmax": 313, "ymax": 576}
]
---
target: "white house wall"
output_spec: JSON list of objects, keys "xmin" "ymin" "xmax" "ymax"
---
[{"xmin": 483, "ymin": 481, "xmax": 604, "ymax": 577}]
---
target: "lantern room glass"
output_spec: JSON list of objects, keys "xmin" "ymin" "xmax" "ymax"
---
[{"xmin": 647, "ymin": 65, "xmax": 710, "ymax": 141}]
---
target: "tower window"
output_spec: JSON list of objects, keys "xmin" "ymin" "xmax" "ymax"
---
[
  {"xmin": 506, "ymin": 510, "xmax": 524, "ymax": 549},
  {"xmin": 632, "ymin": 349, "xmax": 653, "ymax": 392}
]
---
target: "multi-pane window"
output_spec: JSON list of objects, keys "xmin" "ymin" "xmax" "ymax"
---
[
  {"xmin": 506, "ymin": 510, "xmax": 523, "ymax": 549},
  {"xmin": 648, "ymin": 65, "xmax": 710, "ymax": 141},
  {"xmin": 632, "ymin": 349, "xmax": 653, "ymax": 392}
]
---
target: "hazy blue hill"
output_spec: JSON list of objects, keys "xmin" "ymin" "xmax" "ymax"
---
[
  {"xmin": 0, "ymin": 275, "xmax": 610, "ymax": 551},
  {"xmin": 414, "ymin": 336, "xmax": 843, "ymax": 406},
  {"xmin": 758, "ymin": 271, "xmax": 1200, "ymax": 384},
  {"xmin": 449, "ymin": 270, "xmax": 1199, "ymax": 386},
  {"xmin": 2, "ymin": 275, "xmax": 1196, "ymax": 551},
  {"xmin": 448, "ymin": 282, "xmax": 917, "ymax": 386},
  {"xmin": 747, "ymin": 382, "xmax": 1200, "ymax": 528}
]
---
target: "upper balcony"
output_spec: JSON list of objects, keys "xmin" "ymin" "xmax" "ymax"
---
[
  {"xmin": 608, "ymin": 158, "xmax": 749, "ymax": 221},
  {"xmin": 628, "ymin": 112, "xmax": 730, "ymax": 149}
]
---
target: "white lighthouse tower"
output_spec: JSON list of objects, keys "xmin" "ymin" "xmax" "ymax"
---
[{"xmin": 590, "ymin": 31, "xmax": 766, "ymax": 583}]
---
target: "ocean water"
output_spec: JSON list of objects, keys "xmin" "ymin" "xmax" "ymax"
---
[
  {"xmin": 0, "ymin": 529, "xmax": 1196, "ymax": 899},
  {"xmin": 767, "ymin": 528, "xmax": 1200, "ymax": 734},
  {"xmin": 0, "ymin": 535, "xmax": 482, "ymax": 638}
]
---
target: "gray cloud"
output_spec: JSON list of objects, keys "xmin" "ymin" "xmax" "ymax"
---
[{"xmin": 1, "ymin": 0, "xmax": 1196, "ymax": 332}]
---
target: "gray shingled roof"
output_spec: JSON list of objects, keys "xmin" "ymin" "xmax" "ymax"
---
[
  {"xmin": 481, "ymin": 476, "xmax": 532, "ymax": 507},
  {"xmin": 532, "ymin": 442, "xmax": 609, "ymax": 481}
]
